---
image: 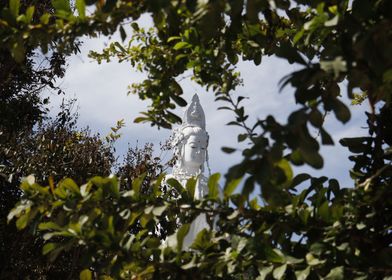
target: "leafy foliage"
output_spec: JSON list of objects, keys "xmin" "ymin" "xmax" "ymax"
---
[
  {"xmin": 0, "ymin": 101, "xmax": 169, "ymax": 279},
  {"xmin": 0, "ymin": 101, "xmax": 114, "ymax": 279},
  {"xmin": 2, "ymin": 0, "xmax": 392, "ymax": 279},
  {"xmin": 0, "ymin": 0, "xmax": 76, "ymax": 139},
  {"xmin": 8, "ymin": 170, "xmax": 392, "ymax": 279}
]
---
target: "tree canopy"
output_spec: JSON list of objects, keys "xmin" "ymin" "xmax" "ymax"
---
[{"xmin": 2, "ymin": 0, "xmax": 392, "ymax": 279}]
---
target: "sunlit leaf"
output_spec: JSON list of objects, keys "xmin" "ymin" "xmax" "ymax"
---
[
  {"xmin": 76, "ymin": 0, "xmax": 86, "ymax": 18},
  {"xmin": 295, "ymin": 266, "xmax": 310, "ymax": 280},
  {"xmin": 224, "ymin": 177, "xmax": 242, "ymax": 198},
  {"xmin": 273, "ymin": 264, "xmax": 287, "ymax": 279},
  {"xmin": 9, "ymin": 0, "xmax": 20, "ymax": 18},
  {"xmin": 80, "ymin": 269, "xmax": 92, "ymax": 280},
  {"xmin": 208, "ymin": 173, "xmax": 220, "ymax": 200}
]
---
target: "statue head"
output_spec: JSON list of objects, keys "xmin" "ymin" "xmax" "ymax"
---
[{"xmin": 171, "ymin": 94, "xmax": 209, "ymax": 177}]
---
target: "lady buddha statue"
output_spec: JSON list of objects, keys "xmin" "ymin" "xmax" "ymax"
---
[{"xmin": 165, "ymin": 94, "xmax": 211, "ymax": 248}]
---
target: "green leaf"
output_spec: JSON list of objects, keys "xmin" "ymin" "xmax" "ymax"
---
[
  {"xmin": 298, "ymin": 208, "xmax": 310, "ymax": 224},
  {"xmin": 224, "ymin": 177, "xmax": 242, "ymax": 198},
  {"xmin": 289, "ymin": 150, "xmax": 303, "ymax": 166},
  {"xmin": 39, "ymin": 222, "xmax": 62, "ymax": 231},
  {"xmin": 171, "ymin": 94, "xmax": 187, "ymax": 107},
  {"xmin": 167, "ymin": 36, "xmax": 181, "ymax": 42},
  {"xmin": 383, "ymin": 68, "xmax": 392, "ymax": 83},
  {"xmin": 324, "ymin": 15, "xmax": 339, "ymax": 27},
  {"xmin": 166, "ymin": 178, "xmax": 185, "ymax": 195},
  {"xmin": 247, "ymin": 40, "xmax": 259, "ymax": 48},
  {"xmin": 186, "ymin": 177, "xmax": 196, "ymax": 199},
  {"xmin": 227, "ymin": 209, "xmax": 239, "ymax": 220},
  {"xmin": 80, "ymin": 269, "xmax": 92, "ymax": 280},
  {"xmin": 153, "ymin": 173, "xmax": 165, "ymax": 196},
  {"xmin": 140, "ymin": 213, "xmax": 152, "ymax": 228},
  {"xmin": 42, "ymin": 242, "xmax": 57, "ymax": 255},
  {"xmin": 310, "ymin": 242, "xmax": 326, "ymax": 256},
  {"xmin": 40, "ymin": 13, "xmax": 50, "ymax": 25},
  {"xmin": 273, "ymin": 264, "xmax": 287, "ymax": 279},
  {"xmin": 306, "ymin": 253, "xmax": 326, "ymax": 266},
  {"xmin": 181, "ymin": 255, "xmax": 196, "ymax": 270},
  {"xmin": 173, "ymin": 41, "xmax": 191, "ymax": 50},
  {"xmin": 356, "ymin": 222, "xmax": 366, "ymax": 230},
  {"xmin": 9, "ymin": 0, "xmax": 20, "ymax": 18},
  {"xmin": 107, "ymin": 175, "xmax": 119, "ymax": 197},
  {"xmin": 332, "ymin": 99, "xmax": 351, "ymax": 123},
  {"xmin": 80, "ymin": 182, "xmax": 92, "ymax": 197},
  {"xmin": 175, "ymin": 54, "xmax": 188, "ymax": 61},
  {"xmin": 134, "ymin": 116, "xmax": 151, "ymax": 123},
  {"xmin": 257, "ymin": 266, "xmax": 273, "ymax": 280},
  {"xmin": 25, "ymin": 6, "xmax": 35, "ymax": 23},
  {"xmin": 320, "ymin": 128, "xmax": 334, "ymax": 145},
  {"xmin": 290, "ymin": 173, "xmax": 310, "ymax": 188},
  {"xmin": 51, "ymin": 0, "xmax": 71, "ymax": 13},
  {"xmin": 295, "ymin": 266, "xmax": 310, "ymax": 280},
  {"xmin": 293, "ymin": 28, "xmax": 305, "ymax": 44},
  {"xmin": 190, "ymin": 229, "xmax": 212, "ymax": 250},
  {"xmin": 118, "ymin": 25, "xmax": 127, "ymax": 41},
  {"xmin": 276, "ymin": 159, "xmax": 293, "ymax": 186},
  {"xmin": 275, "ymin": 42, "xmax": 306, "ymax": 65},
  {"xmin": 16, "ymin": 213, "xmax": 29, "ymax": 229},
  {"xmin": 309, "ymin": 109, "xmax": 323, "ymax": 127},
  {"xmin": 325, "ymin": 266, "xmax": 344, "ymax": 280},
  {"xmin": 238, "ymin": 134, "xmax": 247, "ymax": 142},
  {"xmin": 265, "ymin": 247, "xmax": 286, "ymax": 263},
  {"xmin": 131, "ymin": 22, "xmax": 139, "ymax": 31},
  {"xmin": 166, "ymin": 111, "xmax": 182, "ymax": 124},
  {"xmin": 208, "ymin": 173, "xmax": 220, "ymax": 200},
  {"xmin": 249, "ymin": 197, "xmax": 260, "ymax": 210},
  {"xmin": 226, "ymin": 121, "xmax": 242, "ymax": 127},
  {"xmin": 11, "ymin": 41, "xmax": 25, "ymax": 63},
  {"xmin": 177, "ymin": 223, "xmax": 190, "ymax": 251},
  {"xmin": 318, "ymin": 201, "xmax": 330, "ymax": 222},
  {"xmin": 222, "ymin": 147, "xmax": 236, "ymax": 154},
  {"xmin": 254, "ymin": 52, "xmax": 262, "ymax": 65},
  {"xmin": 7, "ymin": 200, "xmax": 31, "ymax": 222},
  {"xmin": 75, "ymin": 0, "xmax": 86, "ymax": 18},
  {"xmin": 241, "ymin": 176, "xmax": 254, "ymax": 199},
  {"xmin": 152, "ymin": 205, "xmax": 167, "ymax": 216},
  {"xmin": 61, "ymin": 178, "xmax": 80, "ymax": 194},
  {"xmin": 132, "ymin": 173, "xmax": 146, "ymax": 195},
  {"xmin": 300, "ymin": 148, "xmax": 323, "ymax": 169}
]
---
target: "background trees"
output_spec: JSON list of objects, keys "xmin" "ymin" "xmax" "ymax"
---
[
  {"xmin": 0, "ymin": 105, "xmax": 113, "ymax": 278},
  {"xmin": 2, "ymin": 0, "xmax": 392, "ymax": 279},
  {"xmin": 0, "ymin": 0, "xmax": 73, "ymax": 138},
  {"xmin": 0, "ymin": 104, "xmax": 168, "ymax": 278}
]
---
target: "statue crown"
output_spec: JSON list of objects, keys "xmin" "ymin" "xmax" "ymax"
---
[{"xmin": 182, "ymin": 94, "xmax": 206, "ymax": 130}]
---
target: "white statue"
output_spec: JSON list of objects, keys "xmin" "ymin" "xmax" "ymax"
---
[{"xmin": 165, "ymin": 94, "xmax": 211, "ymax": 248}]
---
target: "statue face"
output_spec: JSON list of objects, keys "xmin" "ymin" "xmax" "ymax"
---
[{"xmin": 183, "ymin": 134, "xmax": 207, "ymax": 168}]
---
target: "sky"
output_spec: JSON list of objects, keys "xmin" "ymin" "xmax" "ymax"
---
[{"xmin": 47, "ymin": 19, "xmax": 369, "ymax": 190}]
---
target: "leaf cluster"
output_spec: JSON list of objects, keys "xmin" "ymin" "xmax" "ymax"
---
[
  {"xmin": 8, "ymin": 170, "xmax": 392, "ymax": 279},
  {"xmin": 2, "ymin": 0, "xmax": 392, "ymax": 279}
]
